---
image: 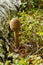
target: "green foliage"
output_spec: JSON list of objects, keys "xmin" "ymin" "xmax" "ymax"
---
[
  {"xmin": 21, "ymin": 0, "xmax": 43, "ymax": 8},
  {"xmin": 0, "ymin": 62, "xmax": 3, "ymax": 65},
  {"xmin": 18, "ymin": 9, "xmax": 43, "ymax": 45},
  {"xmin": 5, "ymin": 61, "xmax": 9, "ymax": 65},
  {"xmin": 13, "ymin": 57, "xmax": 28, "ymax": 65},
  {"xmin": 5, "ymin": 55, "xmax": 43, "ymax": 65},
  {"xmin": 30, "ymin": 0, "xmax": 35, "ymax": 8},
  {"xmin": 0, "ymin": 0, "xmax": 43, "ymax": 64}
]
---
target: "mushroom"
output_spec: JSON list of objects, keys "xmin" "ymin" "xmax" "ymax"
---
[{"xmin": 10, "ymin": 18, "xmax": 20, "ymax": 48}]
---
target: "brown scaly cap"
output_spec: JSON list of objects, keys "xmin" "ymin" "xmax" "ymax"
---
[{"xmin": 10, "ymin": 18, "xmax": 20, "ymax": 31}]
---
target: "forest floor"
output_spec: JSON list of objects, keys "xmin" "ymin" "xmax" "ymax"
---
[{"xmin": 0, "ymin": 9, "xmax": 43, "ymax": 65}]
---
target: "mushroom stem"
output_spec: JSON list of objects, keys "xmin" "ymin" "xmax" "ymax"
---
[{"xmin": 14, "ymin": 31, "xmax": 19, "ymax": 48}]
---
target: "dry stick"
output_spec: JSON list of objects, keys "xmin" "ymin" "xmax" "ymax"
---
[{"xmin": 33, "ymin": 47, "xmax": 43, "ymax": 55}]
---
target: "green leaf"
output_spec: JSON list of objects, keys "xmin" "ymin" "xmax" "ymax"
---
[{"xmin": 36, "ymin": 31, "xmax": 43, "ymax": 36}]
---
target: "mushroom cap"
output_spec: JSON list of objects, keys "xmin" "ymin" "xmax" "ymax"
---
[{"xmin": 10, "ymin": 18, "xmax": 20, "ymax": 31}]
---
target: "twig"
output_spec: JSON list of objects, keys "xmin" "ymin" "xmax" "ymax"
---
[{"xmin": 33, "ymin": 47, "xmax": 43, "ymax": 55}]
